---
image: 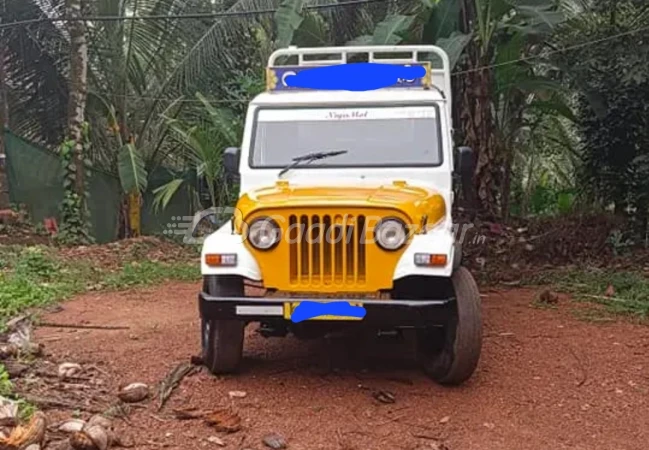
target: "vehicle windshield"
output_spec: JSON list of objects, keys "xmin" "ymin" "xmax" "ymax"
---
[{"xmin": 249, "ymin": 105, "xmax": 442, "ymax": 168}]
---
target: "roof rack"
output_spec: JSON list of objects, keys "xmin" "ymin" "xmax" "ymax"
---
[{"xmin": 267, "ymin": 45, "xmax": 452, "ymax": 105}]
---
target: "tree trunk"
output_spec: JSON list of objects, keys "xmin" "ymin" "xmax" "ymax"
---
[
  {"xmin": 0, "ymin": 45, "xmax": 11, "ymax": 209},
  {"xmin": 458, "ymin": 0, "xmax": 501, "ymax": 220},
  {"xmin": 501, "ymin": 145, "xmax": 513, "ymax": 221},
  {"xmin": 467, "ymin": 64, "xmax": 500, "ymax": 219},
  {"xmin": 66, "ymin": 0, "xmax": 89, "ymax": 200}
]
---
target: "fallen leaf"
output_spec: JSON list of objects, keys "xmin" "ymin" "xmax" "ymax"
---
[
  {"xmin": 6, "ymin": 315, "xmax": 32, "ymax": 348},
  {"xmin": 172, "ymin": 408, "xmax": 205, "ymax": 420},
  {"xmin": 207, "ymin": 436, "xmax": 226, "ymax": 447},
  {"xmin": 371, "ymin": 390, "xmax": 395, "ymax": 404},
  {"xmin": 263, "ymin": 433, "xmax": 287, "ymax": 449},
  {"xmin": 413, "ymin": 442, "xmax": 449, "ymax": 450},
  {"xmin": 157, "ymin": 362, "xmax": 197, "ymax": 410},
  {"xmin": 204, "ymin": 409, "xmax": 241, "ymax": 433},
  {"xmin": 0, "ymin": 396, "xmax": 18, "ymax": 426},
  {"xmin": 4, "ymin": 361, "xmax": 29, "ymax": 378},
  {"xmin": 0, "ymin": 344, "xmax": 18, "ymax": 360}
]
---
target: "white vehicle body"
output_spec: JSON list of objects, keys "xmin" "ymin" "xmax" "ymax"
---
[{"xmin": 201, "ymin": 45, "xmax": 458, "ymax": 284}]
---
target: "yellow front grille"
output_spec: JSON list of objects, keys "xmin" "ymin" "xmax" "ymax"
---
[
  {"xmin": 244, "ymin": 208, "xmax": 410, "ymax": 293},
  {"xmin": 288, "ymin": 214, "xmax": 367, "ymax": 286}
]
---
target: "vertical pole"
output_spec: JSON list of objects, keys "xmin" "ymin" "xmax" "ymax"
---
[
  {"xmin": 66, "ymin": 0, "xmax": 89, "ymax": 206},
  {"xmin": 0, "ymin": 43, "xmax": 11, "ymax": 209}
]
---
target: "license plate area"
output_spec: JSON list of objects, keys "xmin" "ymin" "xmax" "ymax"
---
[{"xmin": 283, "ymin": 301, "xmax": 363, "ymax": 321}]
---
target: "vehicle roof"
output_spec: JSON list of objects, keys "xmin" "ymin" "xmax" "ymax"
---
[{"xmin": 250, "ymin": 89, "xmax": 446, "ymax": 106}]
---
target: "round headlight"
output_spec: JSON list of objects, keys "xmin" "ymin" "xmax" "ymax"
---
[
  {"xmin": 375, "ymin": 218, "xmax": 408, "ymax": 251},
  {"xmin": 248, "ymin": 217, "xmax": 281, "ymax": 250}
]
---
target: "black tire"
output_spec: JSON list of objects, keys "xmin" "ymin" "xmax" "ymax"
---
[
  {"xmin": 201, "ymin": 275, "xmax": 245, "ymax": 374},
  {"xmin": 417, "ymin": 266, "xmax": 482, "ymax": 385}
]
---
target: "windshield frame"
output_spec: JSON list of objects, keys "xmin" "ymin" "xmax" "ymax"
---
[{"xmin": 247, "ymin": 102, "xmax": 445, "ymax": 170}]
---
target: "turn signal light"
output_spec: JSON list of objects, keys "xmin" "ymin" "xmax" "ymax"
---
[
  {"xmin": 414, "ymin": 253, "xmax": 447, "ymax": 267},
  {"xmin": 205, "ymin": 254, "xmax": 237, "ymax": 267}
]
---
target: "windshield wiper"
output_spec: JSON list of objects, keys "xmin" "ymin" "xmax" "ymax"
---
[{"xmin": 278, "ymin": 150, "xmax": 348, "ymax": 177}]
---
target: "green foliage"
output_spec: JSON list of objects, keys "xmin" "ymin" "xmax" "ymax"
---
[
  {"xmin": 154, "ymin": 92, "xmax": 242, "ymax": 211},
  {"xmin": 436, "ymin": 31, "xmax": 473, "ymax": 69},
  {"xmin": 0, "ymin": 364, "xmax": 37, "ymax": 420},
  {"xmin": 528, "ymin": 185, "xmax": 575, "ymax": 216},
  {"xmin": 118, "ymin": 143, "xmax": 148, "ymax": 194},
  {"xmin": 533, "ymin": 268, "xmax": 649, "ymax": 319},
  {"xmin": 294, "ymin": 12, "xmax": 330, "ymax": 46},
  {"xmin": 104, "ymin": 260, "xmax": 198, "ymax": 289},
  {"xmin": 0, "ymin": 0, "xmax": 69, "ymax": 145},
  {"xmin": 0, "ymin": 246, "xmax": 88, "ymax": 320},
  {"xmin": 17, "ymin": 400, "xmax": 36, "ymax": 422},
  {"xmin": 553, "ymin": 1, "xmax": 649, "ymax": 229},
  {"xmin": 0, "ymin": 365, "xmax": 13, "ymax": 397},
  {"xmin": 421, "ymin": 0, "xmax": 459, "ymax": 43},
  {"xmin": 370, "ymin": 15, "xmax": 416, "ymax": 45},
  {"xmin": 607, "ymin": 229, "xmax": 635, "ymax": 256},
  {"xmin": 152, "ymin": 179, "xmax": 185, "ymax": 212},
  {"xmin": 275, "ymin": 0, "xmax": 305, "ymax": 48},
  {"xmin": 0, "ymin": 244, "xmax": 199, "ymax": 327},
  {"xmin": 56, "ymin": 135, "xmax": 94, "ymax": 246},
  {"xmin": 4, "ymin": 0, "xmax": 649, "ymax": 233},
  {"xmin": 347, "ymin": 14, "xmax": 415, "ymax": 46},
  {"xmin": 14, "ymin": 247, "xmax": 60, "ymax": 281}
]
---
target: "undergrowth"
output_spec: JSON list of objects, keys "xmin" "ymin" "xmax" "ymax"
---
[
  {"xmin": 0, "ymin": 364, "xmax": 36, "ymax": 420},
  {"xmin": 0, "ymin": 245, "xmax": 199, "ymax": 327},
  {"xmin": 530, "ymin": 268, "xmax": 649, "ymax": 319}
]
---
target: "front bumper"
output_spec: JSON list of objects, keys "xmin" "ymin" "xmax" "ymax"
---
[{"xmin": 199, "ymin": 292, "xmax": 455, "ymax": 327}]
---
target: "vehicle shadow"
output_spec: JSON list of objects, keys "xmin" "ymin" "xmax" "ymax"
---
[{"xmin": 240, "ymin": 326, "xmax": 423, "ymax": 378}]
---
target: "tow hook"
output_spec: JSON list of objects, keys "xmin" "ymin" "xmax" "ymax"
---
[
  {"xmin": 377, "ymin": 329, "xmax": 401, "ymax": 338},
  {"xmin": 257, "ymin": 322, "xmax": 288, "ymax": 338}
]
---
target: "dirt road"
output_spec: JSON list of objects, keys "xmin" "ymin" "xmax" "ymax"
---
[{"xmin": 34, "ymin": 283, "xmax": 649, "ymax": 450}]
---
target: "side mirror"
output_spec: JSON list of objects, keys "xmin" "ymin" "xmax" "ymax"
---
[
  {"xmin": 457, "ymin": 146, "xmax": 475, "ymax": 176},
  {"xmin": 223, "ymin": 147, "xmax": 240, "ymax": 175},
  {"xmin": 456, "ymin": 146, "xmax": 477, "ymax": 217}
]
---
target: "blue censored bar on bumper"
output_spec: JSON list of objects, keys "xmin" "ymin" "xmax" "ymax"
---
[{"xmin": 198, "ymin": 292, "xmax": 454, "ymax": 327}]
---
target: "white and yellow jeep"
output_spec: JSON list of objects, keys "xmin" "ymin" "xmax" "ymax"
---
[{"xmin": 199, "ymin": 45, "xmax": 482, "ymax": 385}]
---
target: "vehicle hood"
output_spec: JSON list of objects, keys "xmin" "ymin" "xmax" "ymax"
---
[{"xmin": 235, "ymin": 180, "xmax": 446, "ymax": 228}]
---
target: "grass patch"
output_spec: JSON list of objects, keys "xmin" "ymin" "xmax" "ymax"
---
[
  {"xmin": 0, "ymin": 245, "xmax": 200, "ymax": 326},
  {"xmin": 0, "ymin": 364, "xmax": 36, "ymax": 420},
  {"xmin": 530, "ymin": 268, "xmax": 649, "ymax": 319},
  {"xmin": 104, "ymin": 260, "xmax": 198, "ymax": 289}
]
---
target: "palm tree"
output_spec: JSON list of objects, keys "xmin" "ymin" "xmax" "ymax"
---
[{"xmin": 0, "ymin": 0, "xmax": 69, "ymax": 146}]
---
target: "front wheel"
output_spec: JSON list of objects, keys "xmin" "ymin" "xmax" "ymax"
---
[
  {"xmin": 201, "ymin": 276, "xmax": 245, "ymax": 374},
  {"xmin": 417, "ymin": 266, "xmax": 482, "ymax": 385}
]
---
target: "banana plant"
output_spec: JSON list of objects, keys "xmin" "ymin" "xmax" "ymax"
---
[
  {"xmin": 343, "ymin": 1, "xmax": 472, "ymax": 70},
  {"xmin": 152, "ymin": 92, "xmax": 242, "ymax": 211},
  {"xmin": 118, "ymin": 142, "xmax": 148, "ymax": 195}
]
